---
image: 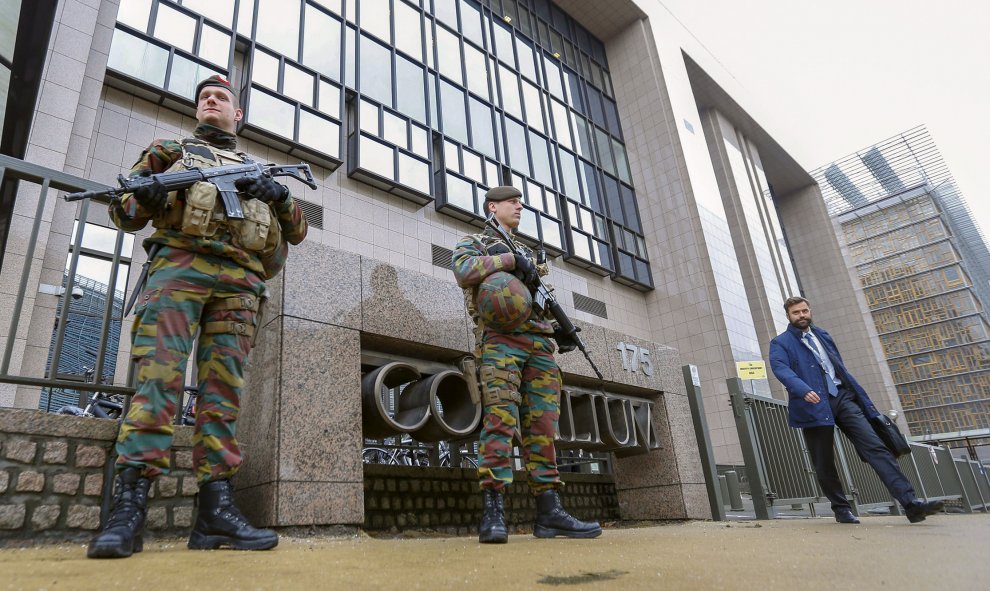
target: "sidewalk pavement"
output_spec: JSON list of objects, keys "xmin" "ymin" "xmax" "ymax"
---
[{"xmin": 2, "ymin": 512, "xmax": 987, "ymax": 590}]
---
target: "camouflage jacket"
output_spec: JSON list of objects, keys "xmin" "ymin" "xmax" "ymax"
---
[
  {"xmin": 109, "ymin": 123, "xmax": 308, "ymax": 279},
  {"xmin": 451, "ymin": 226, "xmax": 553, "ymax": 335}
]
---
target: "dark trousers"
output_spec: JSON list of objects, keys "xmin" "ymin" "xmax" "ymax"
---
[{"xmin": 802, "ymin": 388, "xmax": 916, "ymax": 511}]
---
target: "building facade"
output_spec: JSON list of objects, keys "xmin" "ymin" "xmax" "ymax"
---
[
  {"xmin": 1, "ymin": 0, "xmax": 899, "ymax": 526},
  {"xmin": 813, "ymin": 127, "xmax": 990, "ymax": 441}
]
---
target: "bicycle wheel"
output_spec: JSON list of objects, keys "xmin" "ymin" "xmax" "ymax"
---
[{"xmin": 362, "ymin": 448, "xmax": 389, "ymax": 464}]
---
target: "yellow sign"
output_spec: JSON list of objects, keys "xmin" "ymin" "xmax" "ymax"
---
[{"xmin": 736, "ymin": 361, "xmax": 767, "ymax": 380}]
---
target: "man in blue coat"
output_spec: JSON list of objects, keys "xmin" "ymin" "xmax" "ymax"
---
[{"xmin": 769, "ymin": 296, "xmax": 943, "ymax": 523}]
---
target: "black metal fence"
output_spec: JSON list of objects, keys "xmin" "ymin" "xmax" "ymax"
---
[{"xmin": 728, "ymin": 377, "xmax": 990, "ymax": 518}]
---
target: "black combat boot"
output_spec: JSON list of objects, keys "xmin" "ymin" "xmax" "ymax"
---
[
  {"xmin": 534, "ymin": 489, "xmax": 602, "ymax": 539},
  {"xmin": 479, "ymin": 488, "xmax": 508, "ymax": 544},
  {"xmin": 188, "ymin": 479, "xmax": 278, "ymax": 550},
  {"xmin": 87, "ymin": 468, "xmax": 151, "ymax": 558}
]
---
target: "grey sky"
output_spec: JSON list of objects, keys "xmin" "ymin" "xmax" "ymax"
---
[{"xmin": 657, "ymin": 0, "xmax": 989, "ymax": 237}]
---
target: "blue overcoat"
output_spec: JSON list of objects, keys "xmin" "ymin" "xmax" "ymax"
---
[{"xmin": 768, "ymin": 324, "xmax": 880, "ymax": 428}]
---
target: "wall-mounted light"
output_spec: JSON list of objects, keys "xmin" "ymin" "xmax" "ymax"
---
[
  {"xmin": 503, "ymin": 15, "xmax": 512, "ymax": 23},
  {"xmin": 38, "ymin": 283, "xmax": 84, "ymax": 300},
  {"xmin": 552, "ymin": 52, "xmax": 561, "ymax": 59}
]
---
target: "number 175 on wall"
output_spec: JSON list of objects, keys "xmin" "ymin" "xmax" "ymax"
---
[{"xmin": 616, "ymin": 342, "xmax": 653, "ymax": 376}]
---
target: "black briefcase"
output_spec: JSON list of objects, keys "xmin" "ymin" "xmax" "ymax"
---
[{"xmin": 870, "ymin": 414, "xmax": 912, "ymax": 457}]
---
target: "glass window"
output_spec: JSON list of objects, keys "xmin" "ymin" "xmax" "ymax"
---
[
  {"xmin": 410, "ymin": 123, "xmax": 429, "ymax": 156},
  {"xmin": 468, "ymin": 97, "xmax": 495, "ymax": 158},
  {"xmin": 360, "ymin": 99, "xmax": 379, "ymax": 134},
  {"xmin": 463, "ymin": 43, "xmax": 489, "ymax": 100},
  {"xmin": 579, "ymin": 160, "xmax": 600, "ymax": 210},
  {"xmin": 236, "ymin": 0, "xmax": 254, "ymax": 36},
  {"xmin": 544, "ymin": 54, "xmax": 563, "ymax": 99},
  {"xmin": 563, "ymin": 66, "xmax": 583, "ymax": 112},
  {"xmin": 423, "ymin": 17, "xmax": 434, "ymax": 69},
  {"xmin": 439, "ymin": 80, "xmax": 467, "ymax": 144},
  {"xmin": 117, "ymin": 0, "xmax": 152, "ymax": 32},
  {"xmin": 434, "ymin": 0, "xmax": 458, "ymax": 27},
  {"xmin": 518, "ymin": 206, "xmax": 538, "ymax": 237},
  {"xmin": 445, "ymin": 173, "xmax": 473, "ymax": 211},
  {"xmin": 462, "ymin": 1, "xmax": 483, "ymax": 47},
  {"xmin": 361, "ymin": 0, "xmax": 391, "ymax": 42},
  {"xmin": 521, "ymin": 80, "xmax": 544, "ymax": 133},
  {"xmin": 299, "ymin": 109, "xmax": 340, "ymax": 157},
  {"xmin": 360, "ymin": 134, "xmax": 395, "ymax": 178},
  {"xmin": 572, "ymin": 114, "xmax": 592, "ymax": 159},
  {"xmin": 312, "ymin": 0, "xmax": 343, "ymax": 15},
  {"xmin": 360, "ymin": 34, "xmax": 392, "ymax": 105},
  {"xmin": 515, "ymin": 36, "xmax": 536, "ymax": 82},
  {"xmin": 602, "ymin": 174, "xmax": 622, "ymax": 223},
  {"xmin": 492, "ymin": 19, "xmax": 514, "ymax": 67},
  {"xmin": 604, "ymin": 97, "xmax": 620, "ymax": 137},
  {"xmin": 543, "ymin": 217, "xmax": 562, "ymax": 249},
  {"xmin": 253, "ymin": 49, "xmax": 279, "ymax": 90},
  {"xmin": 485, "ymin": 160, "xmax": 500, "ymax": 187},
  {"xmin": 198, "ymin": 25, "xmax": 230, "ymax": 67},
  {"xmin": 346, "ymin": 0, "xmax": 356, "ymax": 23},
  {"xmin": 345, "ymin": 26, "xmax": 356, "ymax": 88},
  {"xmin": 394, "ymin": 1, "xmax": 423, "ymax": 61},
  {"xmin": 319, "ymin": 80, "xmax": 341, "ymax": 117},
  {"xmin": 153, "ymin": 3, "xmax": 196, "ymax": 53},
  {"xmin": 168, "ymin": 54, "xmax": 218, "ymax": 100},
  {"xmin": 108, "ymin": 30, "xmax": 168, "ymax": 87},
  {"xmin": 558, "ymin": 148, "xmax": 579, "ymax": 199},
  {"xmin": 182, "ymin": 0, "xmax": 235, "ymax": 27},
  {"xmin": 444, "ymin": 140, "xmax": 459, "ymax": 171},
  {"xmin": 462, "ymin": 149, "xmax": 483, "ymax": 184},
  {"xmin": 303, "ymin": 6, "xmax": 342, "ymax": 81},
  {"xmin": 504, "ymin": 117, "xmax": 529, "ymax": 176},
  {"xmin": 257, "ymin": 0, "xmax": 300, "ymax": 58},
  {"xmin": 283, "ymin": 63, "xmax": 314, "ymax": 106},
  {"xmin": 529, "ymin": 131, "xmax": 552, "ymax": 187},
  {"xmin": 550, "ymin": 99, "xmax": 571, "ymax": 150},
  {"xmin": 497, "ymin": 65, "xmax": 521, "ymax": 119},
  {"xmin": 435, "ymin": 26, "xmax": 462, "ymax": 85},
  {"xmin": 595, "ymin": 127, "xmax": 615, "ymax": 175},
  {"xmin": 620, "ymin": 183, "xmax": 641, "ymax": 232},
  {"xmin": 395, "ymin": 55, "xmax": 426, "ymax": 122},
  {"xmin": 612, "ymin": 138, "xmax": 631, "ymax": 183},
  {"xmin": 398, "ymin": 153, "xmax": 430, "ymax": 193},
  {"xmin": 249, "ymin": 88, "xmax": 295, "ymax": 139},
  {"xmin": 383, "ymin": 111, "xmax": 407, "ymax": 148}
]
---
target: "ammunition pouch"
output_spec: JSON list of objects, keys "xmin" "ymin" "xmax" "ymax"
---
[
  {"xmin": 180, "ymin": 181, "xmax": 221, "ymax": 237},
  {"xmin": 479, "ymin": 364, "xmax": 521, "ymax": 406}
]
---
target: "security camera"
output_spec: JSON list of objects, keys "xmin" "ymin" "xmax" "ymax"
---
[{"xmin": 70, "ymin": 286, "xmax": 84, "ymax": 300}]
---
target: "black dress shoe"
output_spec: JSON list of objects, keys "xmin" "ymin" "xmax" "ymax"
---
[
  {"xmin": 905, "ymin": 499, "xmax": 944, "ymax": 523},
  {"xmin": 834, "ymin": 509, "xmax": 860, "ymax": 524}
]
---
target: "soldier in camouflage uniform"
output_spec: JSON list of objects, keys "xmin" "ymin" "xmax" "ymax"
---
[
  {"xmin": 452, "ymin": 186, "xmax": 601, "ymax": 543},
  {"xmin": 88, "ymin": 75, "xmax": 307, "ymax": 559}
]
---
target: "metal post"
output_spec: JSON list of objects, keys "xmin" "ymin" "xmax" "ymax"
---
[
  {"xmin": 728, "ymin": 377, "xmax": 772, "ymax": 519},
  {"xmin": 724, "ymin": 470, "xmax": 744, "ymax": 511},
  {"xmin": 683, "ymin": 365, "xmax": 725, "ymax": 521},
  {"xmin": 718, "ymin": 474, "xmax": 729, "ymax": 505}
]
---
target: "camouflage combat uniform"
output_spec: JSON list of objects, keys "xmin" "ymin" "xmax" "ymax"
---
[
  {"xmin": 452, "ymin": 227, "xmax": 561, "ymax": 493},
  {"xmin": 110, "ymin": 123, "xmax": 307, "ymax": 484}
]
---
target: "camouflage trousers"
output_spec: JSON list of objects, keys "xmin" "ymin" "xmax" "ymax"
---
[
  {"xmin": 477, "ymin": 330, "xmax": 561, "ymax": 493},
  {"xmin": 116, "ymin": 246, "xmax": 263, "ymax": 484}
]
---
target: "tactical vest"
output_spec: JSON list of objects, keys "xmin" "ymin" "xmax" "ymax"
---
[{"xmin": 153, "ymin": 139, "xmax": 280, "ymax": 255}]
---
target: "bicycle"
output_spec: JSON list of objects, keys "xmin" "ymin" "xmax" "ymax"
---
[{"xmin": 57, "ymin": 390, "xmax": 125, "ymax": 420}]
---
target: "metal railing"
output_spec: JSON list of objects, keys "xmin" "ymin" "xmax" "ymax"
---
[
  {"xmin": 728, "ymin": 377, "xmax": 990, "ymax": 518},
  {"xmin": 0, "ymin": 153, "xmax": 136, "ymax": 400}
]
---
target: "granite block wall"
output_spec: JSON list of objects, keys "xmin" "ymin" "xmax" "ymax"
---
[{"xmin": 0, "ymin": 408, "xmax": 196, "ymax": 542}]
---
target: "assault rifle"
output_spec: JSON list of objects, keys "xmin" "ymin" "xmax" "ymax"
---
[
  {"xmin": 63, "ymin": 162, "xmax": 318, "ymax": 219},
  {"xmin": 485, "ymin": 213, "xmax": 604, "ymax": 381}
]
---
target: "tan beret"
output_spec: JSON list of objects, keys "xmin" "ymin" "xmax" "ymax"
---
[{"xmin": 484, "ymin": 186, "xmax": 522, "ymax": 202}]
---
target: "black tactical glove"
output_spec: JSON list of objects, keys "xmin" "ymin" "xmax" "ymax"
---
[
  {"xmin": 554, "ymin": 325, "xmax": 581, "ymax": 354},
  {"xmin": 131, "ymin": 172, "xmax": 167, "ymax": 212},
  {"xmin": 234, "ymin": 174, "xmax": 289, "ymax": 204},
  {"xmin": 513, "ymin": 254, "xmax": 539, "ymax": 287}
]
